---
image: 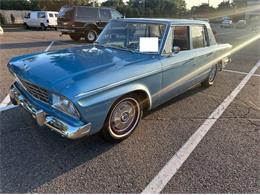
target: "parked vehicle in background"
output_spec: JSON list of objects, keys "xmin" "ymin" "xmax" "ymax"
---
[
  {"xmin": 57, "ymin": 6, "xmax": 123, "ymax": 42},
  {"xmin": 221, "ymin": 19, "xmax": 233, "ymax": 28},
  {"xmin": 8, "ymin": 19, "xmax": 232, "ymax": 141},
  {"xmin": 24, "ymin": 11, "xmax": 58, "ymax": 30},
  {"xmin": 235, "ymin": 19, "xmax": 247, "ymax": 29},
  {"xmin": 0, "ymin": 26, "xmax": 3, "ymax": 34}
]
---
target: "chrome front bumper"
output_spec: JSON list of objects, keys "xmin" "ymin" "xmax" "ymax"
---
[{"xmin": 9, "ymin": 85, "xmax": 91, "ymax": 139}]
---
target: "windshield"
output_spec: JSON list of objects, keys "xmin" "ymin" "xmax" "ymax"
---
[{"xmin": 97, "ymin": 21, "xmax": 167, "ymax": 53}]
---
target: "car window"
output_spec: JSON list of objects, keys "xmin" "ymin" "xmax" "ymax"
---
[
  {"xmin": 100, "ymin": 9, "xmax": 111, "ymax": 20},
  {"xmin": 37, "ymin": 12, "xmax": 46, "ymax": 18},
  {"xmin": 49, "ymin": 13, "xmax": 54, "ymax": 17},
  {"xmin": 111, "ymin": 10, "xmax": 122, "ymax": 19},
  {"xmin": 55, "ymin": 13, "xmax": 58, "ymax": 17},
  {"xmin": 191, "ymin": 25, "xmax": 208, "ymax": 49},
  {"xmin": 172, "ymin": 26, "xmax": 190, "ymax": 51},
  {"xmin": 25, "ymin": 13, "xmax": 30, "ymax": 19},
  {"xmin": 77, "ymin": 7, "xmax": 97, "ymax": 18}
]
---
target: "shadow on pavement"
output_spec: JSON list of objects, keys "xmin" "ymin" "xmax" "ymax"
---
[{"xmin": 0, "ymin": 108, "xmax": 116, "ymax": 193}]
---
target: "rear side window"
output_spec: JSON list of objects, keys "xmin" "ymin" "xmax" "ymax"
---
[
  {"xmin": 55, "ymin": 14, "xmax": 58, "ymax": 17},
  {"xmin": 77, "ymin": 7, "xmax": 97, "ymax": 18},
  {"xmin": 100, "ymin": 9, "xmax": 111, "ymax": 20},
  {"xmin": 38, "ymin": 12, "xmax": 46, "ymax": 18},
  {"xmin": 49, "ymin": 13, "xmax": 54, "ymax": 17},
  {"xmin": 59, "ymin": 7, "xmax": 74, "ymax": 19},
  {"xmin": 111, "ymin": 10, "xmax": 122, "ymax": 19},
  {"xmin": 191, "ymin": 25, "xmax": 208, "ymax": 49},
  {"xmin": 173, "ymin": 26, "xmax": 190, "ymax": 51}
]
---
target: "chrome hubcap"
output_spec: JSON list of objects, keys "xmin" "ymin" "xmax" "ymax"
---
[
  {"xmin": 109, "ymin": 98, "xmax": 140, "ymax": 137},
  {"xmin": 88, "ymin": 31, "xmax": 95, "ymax": 41}
]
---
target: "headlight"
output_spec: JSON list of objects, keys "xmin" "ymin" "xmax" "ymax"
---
[{"xmin": 52, "ymin": 94, "xmax": 80, "ymax": 119}]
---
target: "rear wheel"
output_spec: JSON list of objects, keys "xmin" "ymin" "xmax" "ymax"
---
[
  {"xmin": 40, "ymin": 23, "xmax": 46, "ymax": 31},
  {"xmin": 69, "ymin": 34, "xmax": 81, "ymax": 41},
  {"xmin": 201, "ymin": 64, "xmax": 218, "ymax": 88},
  {"xmin": 102, "ymin": 95, "xmax": 143, "ymax": 141},
  {"xmin": 84, "ymin": 29, "xmax": 97, "ymax": 43}
]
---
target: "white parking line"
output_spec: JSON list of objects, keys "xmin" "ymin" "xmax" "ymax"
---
[
  {"xmin": 44, "ymin": 40, "xmax": 55, "ymax": 52},
  {"xmin": 0, "ymin": 104, "xmax": 17, "ymax": 112},
  {"xmin": 0, "ymin": 94, "xmax": 10, "ymax": 107},
  {"xmin": 223, "ymin": 68, "xmax": 260, "ymax": 77},
  {"xmin": 142, "ymin": 59, "xmax": 260, "ymax": 194}
]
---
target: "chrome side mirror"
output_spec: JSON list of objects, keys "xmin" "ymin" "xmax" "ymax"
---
[{"xmin": 173, "ymin": 46, "xmax": 180, "ymax": 54}]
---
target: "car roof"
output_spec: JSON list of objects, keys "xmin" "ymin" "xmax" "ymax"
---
[
  {"xmin": 114, "ymin": 18, "xmax": 209, "ymax": 25},
  {"xmin": 66, "ymin": 5, "xmax": 113, "ymax": 10},
  {"xmin": 30, "ymin": 11, "xmax": 58, "ymax": 13}
]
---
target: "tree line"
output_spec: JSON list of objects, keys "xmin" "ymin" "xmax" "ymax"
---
[{"xmin": 0, "ymin": 0, "xmax": 248, "ymax": 18}]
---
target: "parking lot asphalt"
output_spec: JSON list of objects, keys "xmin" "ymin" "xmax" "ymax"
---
[{"xmin": 0, "ymin": 25, "xmax": 259, "ymax": 193}]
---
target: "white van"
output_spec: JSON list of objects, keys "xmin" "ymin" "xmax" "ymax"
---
[{"xmin": 24, "ymin": 11, "xmax": 58, "ymax": 30}]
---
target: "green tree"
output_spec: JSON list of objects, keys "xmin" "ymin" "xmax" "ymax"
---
[
  {"xmin": 218, "ymin": 1, "xmax": 232, "ymax": 10},
  {"xmin": 191, "ymin": 3, "xmax": 216, "ymax": 16},
  {"xmin": 0, "ymin": 0, "xmax": 31, "ymax": 10}
]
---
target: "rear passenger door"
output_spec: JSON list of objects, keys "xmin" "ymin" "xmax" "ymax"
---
[{"xmin": 190, "ymin": 25, "xmax": 213, "ymax": 83}]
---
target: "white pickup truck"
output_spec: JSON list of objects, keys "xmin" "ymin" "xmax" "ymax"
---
[{"xmin": 24, "ymin": 11, "xmax": 58, "ymax": 30}]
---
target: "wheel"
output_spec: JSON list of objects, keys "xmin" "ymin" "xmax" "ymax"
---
[
  {"xmin": 40, "ymin": 23, "xmax": 46, "ymax": 31},
  {"xmin": 85, "ymin": 29, "xmax": 97, "ymax": 43},
  {"xmin": 69, "ymin": 34, "xmax": 81, "ymax": 41},
  {"xmin": 102, "ymin": 95, "xmax": 143, "ymax": 141},
  {"xmin": 201, "ymin": 64, "xmax": 218, "ymax": 88},
  {"xmin": 24, "ymin": 23, "xmax": 29, "ymax": 29}
]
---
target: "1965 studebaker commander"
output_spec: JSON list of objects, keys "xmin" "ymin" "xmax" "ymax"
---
[{"xmin": 8, "ymin": 19, "xmax": 232, "ymax": 140}]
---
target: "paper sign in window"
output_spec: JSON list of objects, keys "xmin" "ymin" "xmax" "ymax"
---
[{"xmin": 139, "ymin": 37, "xmax": 159, "ymax": 52}]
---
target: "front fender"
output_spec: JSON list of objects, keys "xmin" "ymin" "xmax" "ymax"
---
[
  {"xmin": 78, "ymin": 83, "xmax": 152, "ymax": 108},
  {"xmin": 76, "ymin": 83, "xmax": 152, "ymax": 134}
]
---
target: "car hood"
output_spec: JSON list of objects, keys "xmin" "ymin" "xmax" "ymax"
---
[{"xmin": 9, "ymin": 45, "xmax": 152, "ymax": 98}]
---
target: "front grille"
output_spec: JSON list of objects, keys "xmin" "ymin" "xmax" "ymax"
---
[{"xmin": 19, "ymin": 79, "xmax": 49, "ymax": 104}]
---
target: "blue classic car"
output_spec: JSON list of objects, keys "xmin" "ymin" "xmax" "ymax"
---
[{"xmin": 8, "ymin": 19, "xmax": 232, "ymax": 140}]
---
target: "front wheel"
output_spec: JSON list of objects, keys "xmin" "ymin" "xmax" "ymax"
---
[
  {"xmin": 102, "ymin": 95, "xmax": 142, "ymax": 141},
  {"xmin": 201, "ymin": 64, "xmax": 218, "ymax": 88},
  {"xmin": 24, "ymin": 23, "xmax": 29, "ymax": 29}
]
